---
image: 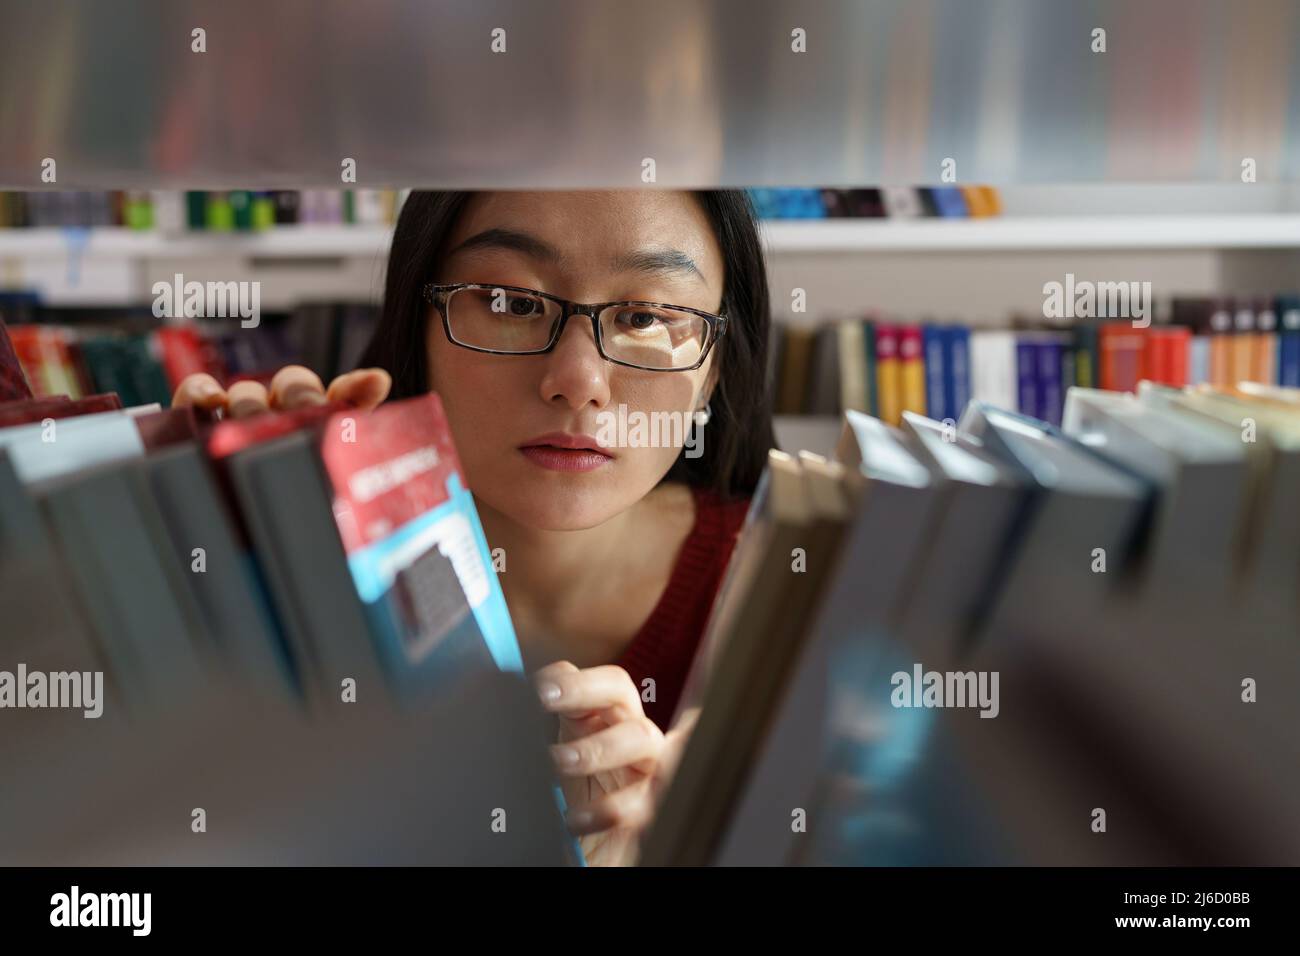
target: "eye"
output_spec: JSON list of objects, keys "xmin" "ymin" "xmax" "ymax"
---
[
  {"xmin": 619, "ymin": 309, "xmax": 665, "ymax": 331},
  {"xmin": 507, "ymin": 295, "xmax": 542, "ymax": 317}
]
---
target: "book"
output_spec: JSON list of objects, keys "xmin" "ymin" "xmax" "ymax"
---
[{"xmin": 645, "ymin": 450, "xmax": 849, "ymax": 865}]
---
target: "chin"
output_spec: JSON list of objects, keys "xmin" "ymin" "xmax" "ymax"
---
[
  {"xmin": 478, "ymin": 466, "xmax": 646, "ymax": 532},
  {"xmin": 496, "ymin": 488, "xmax": 628, "ymax": 531}
]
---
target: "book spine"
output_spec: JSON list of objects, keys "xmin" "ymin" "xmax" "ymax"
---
[
  {"xmin": 1277, "ymin": 298, "xmax": 1300, "ymax": 386},
  {"xmin": 836, "ymin": 320, "xmax": 867, "ymax": 413},
  {"xmin": 946, "ymin": 325, "xmax": 971, "ymax": 423},
  {"xmin": 1231, "ymin": 302, "xmax": 1255, "ymax": 385},
  {"xmin": 862, "ymin": 320, "xmax": 878, "ymax": 417},
  {"xmin": 922, "ymin": 324, "xmax": 946, "ymax": 419},
  {"xmin": 1073, "ymin": 324, "xmax": 1097, "ymax": 388},
  {"xmin": 1037, "ymin": 339, "xmax": 1064, "ymax": 426},
  {"xmin": 874, "ymin": 323, "xmax": 900, "ymax": 425},
  {"xmin": 1016, "ymin": 337, "xmax": 1038, "ymax": 416},
  {"xmin": 898, "ymin": 325, "xmax": 926, "ymax": 419}
]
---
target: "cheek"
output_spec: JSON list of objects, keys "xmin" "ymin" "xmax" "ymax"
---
[{"xmin": 426, "ymin": 331, "xmax": 521, "ymax": 479}]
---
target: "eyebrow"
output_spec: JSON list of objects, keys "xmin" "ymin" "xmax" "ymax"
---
[
  {"xmin": 446, "ymin": 228, "xmax": 706, "ymax": 285},
  {"xmin": 445, "ymin": 228, "xmax": 560, "ymax": 264},
  {"xmin": 609, "ymin": 247, "xmax": 706, "ymax": 285}
]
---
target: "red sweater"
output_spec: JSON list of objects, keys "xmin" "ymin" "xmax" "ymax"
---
[{"xmin": 616, "ymin": 486, "xmax": 751, "ymax": 732}]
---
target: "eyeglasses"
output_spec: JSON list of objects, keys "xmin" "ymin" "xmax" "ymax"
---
[{"xmin": 422, "ymin": 282, "xmax": 727, "ymax": 372}]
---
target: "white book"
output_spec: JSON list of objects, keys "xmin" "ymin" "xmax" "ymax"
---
[{"xmin": 969, "ymin": 329, "xmax": 1017, "ymax": 411}]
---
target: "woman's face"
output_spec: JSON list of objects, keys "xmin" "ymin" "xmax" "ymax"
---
[{"xmin": 427, "ymin": 190, "xmax": 725, "ymax": 531}]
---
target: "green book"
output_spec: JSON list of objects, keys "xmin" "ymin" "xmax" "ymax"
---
[
  {"xmin": 229, "ymin": 190, "xmax": 253, "ymax": 230},
  {"xmin": 251, "ymin": 192, "xmax": 276, "ymax": 230},
  {"xmin": 185, "ymin": 191, "xmax": 207, "ymax": 229},
  {"xmin": 205, "ymin": 192, "xmax": 234, "ymax": 231},
  {"xmin": 862, "ymin": 319, "xmax": 878, "ymax": 417}
]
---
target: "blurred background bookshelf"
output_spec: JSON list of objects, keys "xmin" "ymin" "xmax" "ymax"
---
[{"xmin": 2, "ymin": 185, "xmax": 1299, "ymax": 427}]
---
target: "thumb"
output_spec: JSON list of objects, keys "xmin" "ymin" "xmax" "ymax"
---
[{"xmin": 326, "ymin": 367, "xmax": 392, "ymax": 410}]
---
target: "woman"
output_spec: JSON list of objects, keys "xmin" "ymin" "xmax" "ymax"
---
[{"xmin": 173, "ymin": 189, "xmax": 776, "ymax": 864}]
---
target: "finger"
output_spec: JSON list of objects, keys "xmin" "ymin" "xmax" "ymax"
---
[
  {"xmin": 226, "ymin": 379, "xmax": 271, "ymax": 418},
  {"xmin": 652, "ymin": 708, "xmax": 699, "ymax": 800},
  {"xmin": 326, "ymin": 368, "xmax": 391, "ymax": 410},
  {"xmin": 268, "ymin": 365, "xmax": 328, "ymax": 411},
  {"xmin": 550, "ymin": 716, "xmax": 663, "ymax": 778},
  {"xmin": 566, "ymin": 779, "xmax": 655, "ymax": 835},
  {"xmin": 171, "ymin": 373, "xmax": 228, "ymax": 411},
  {"xmin": 535, "ymin": 664, "xmax": 643, "ymax": 720}
]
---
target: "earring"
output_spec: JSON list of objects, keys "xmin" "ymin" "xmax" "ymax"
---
[{"xmin": 693, "ymin": 402, "xmax": 712, "ymax": 427}]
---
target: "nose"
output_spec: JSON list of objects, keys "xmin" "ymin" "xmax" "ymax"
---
[{"xmin": 537, "ymin": 312, "xmax": 611, "ymax": 411}]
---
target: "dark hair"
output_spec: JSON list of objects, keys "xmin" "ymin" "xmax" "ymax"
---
[{"xmin": 359, "ymin": 190, "xmax": 775, "ymax": 500}]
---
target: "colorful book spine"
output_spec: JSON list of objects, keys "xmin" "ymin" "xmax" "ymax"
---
[
  {"xmin": 862, "ymin": 320, "xmax": 878, "ymax": 417},
  {"xmin": 874, "ymin": 323, "xmax": 901, "ymax": 425},
  {"xmin": 1099, "ymin": 322, "xmax": 1146, "ymax": 392},
  {"xmin": 898, "ymin": 326, "xmax": 926, "ymax": 420},
  {"xmin": 1278, "ymin": 296, "xmax": 1300, "ymax": 387},
  {"xmin": 944, "ymin": 325, "xmax": 971, "ymax": 423},
  {"xmin": 1016, "ymin": 338, "xmax": 1039, "ymax": 418},
  {"xmin": 1036, "ymin": 337, "xmax": 1064, "ymax": 426},
  {"xmin": 1073, "ymin": 323, "xmax": 1098, "ymax": 389},
  {"xmin": 319, "ymin": 393, "xmax": 524, "ymax": 683},
  {"xmin": 922, "ymin": 325, "xmax": 946, "ymax": 420}
]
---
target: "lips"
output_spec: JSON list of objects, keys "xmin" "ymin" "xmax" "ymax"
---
[{"xmin": 518, "ymin": 432, "xmax": 614, "ymax": 473}]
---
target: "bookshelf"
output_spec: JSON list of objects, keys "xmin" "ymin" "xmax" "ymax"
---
[
  {"xmin": 4, "ymin": 215, "xmax": 1300, "ymax": 261},
  {"xmin": 0, "ymin": 225, "xmax": 393, "ymax": 259},
  {"xmin": 5, "ymin": 215, "xmax": 1300, "ymax": 311},
  {"xmin": 760, "ymin": 215, "xmax": 1300, "ymax": 252}
]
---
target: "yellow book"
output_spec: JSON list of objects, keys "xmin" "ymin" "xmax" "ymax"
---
[
  {"xmin": 898, "ymin": 326, "xmax": 927, "ymax": 418},
  {"xmin": 875, "ymin": 324, "xmax": 901, "ymax": 426}
]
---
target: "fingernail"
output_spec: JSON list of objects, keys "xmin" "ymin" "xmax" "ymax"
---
[
  {"xmin": 196, "ymin": 380, "xmax": 223, "ymax": 397},
  {"xmin": 229, "ymin": 399, "xmax": 265, "ymax": 418},
  {"xmin": 283, "ymin": 385, "xmax": 326, "ymax": 406},
  {"xmin": 552, "ymin": 745, "xmax": 580, "ymax": 767},
  {"xmin": 537, "ymin": 681, "xmax": 561, "ymax": 703},
  {"xmin": 566, "ymin": 808, "xmax": 594, "ymax": 830}
]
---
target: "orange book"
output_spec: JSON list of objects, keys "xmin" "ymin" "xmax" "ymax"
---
[
  {"xmin": 959, "ymin": 186, "xmax": 997, "ymax": 218},
  {"xmin": 1250, "ymin": 299, "xmax": 1278, "ymax": 384},
  {"xmin": 1208, "ymin": 301, "xmax": 1233, "ymax": 387},
  {"xmin": 1230, "ymin": 301, "xmax": 1256, "ymax": 385}
]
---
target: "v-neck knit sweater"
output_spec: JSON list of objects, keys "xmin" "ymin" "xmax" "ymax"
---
[{"xmin": 614, "ymin": 486, "xmax": 751, "ymax": 732}]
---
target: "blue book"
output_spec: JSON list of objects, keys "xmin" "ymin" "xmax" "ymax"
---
[
  {"xmin": 1277, "ymin": 296, "xmax": 1300, "ymax": 387},
  {"xmin": 943, "ymin": 325, "xmax": 972, "ymax": 423},
  {"xmin": 927, "ymin": 187, "xmax": 970, "ymax": 218},
  {"xmin": 1015, "ymin": 338, "xmax": 1040, "ymax": 419},
  {"xmin": 922, "ymin": 325, "xmax": 947, "ymax": 420},
  {"xmin": 1036, "ymin": 337, "xmax": 1065, "ymax": 427}
]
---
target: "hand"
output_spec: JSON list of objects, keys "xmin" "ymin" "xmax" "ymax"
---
[
  {"xmin": 534, "ymin": 661, "xmax": 693, "ymax": 867},
  {"xmin": 171, "ymin": 365, "xmax": 392, "ymax": 418}
]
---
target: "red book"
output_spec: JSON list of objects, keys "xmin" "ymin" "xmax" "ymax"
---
[
  {"xmin": 315, "ymin": 392, "xmax": 522, "ymax": 678},
  {"xmin": 0, "ymin": 319, "xmax": 33, "ymax": 402},
  {"xmin": 1144, "ymin": 327, "xmax": 1190, "ymax": 387},
  {"xmin": 156, "ymin": 326, "xmax": 227, "ymax": 391},
  {"xmin": 1099, "ymin": 322, "xmax": 1148, "ymax": 392},
  {"xmin": 133, "ymin": 404, "xmax": 213, "ymax": 451},
  {"xmin": 0, "ymin": 392, "xmax": 123, "ymax": 429},
  {"xmin": 206, "ymin": 401, "xmax": 348, "ymax": 461}
]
